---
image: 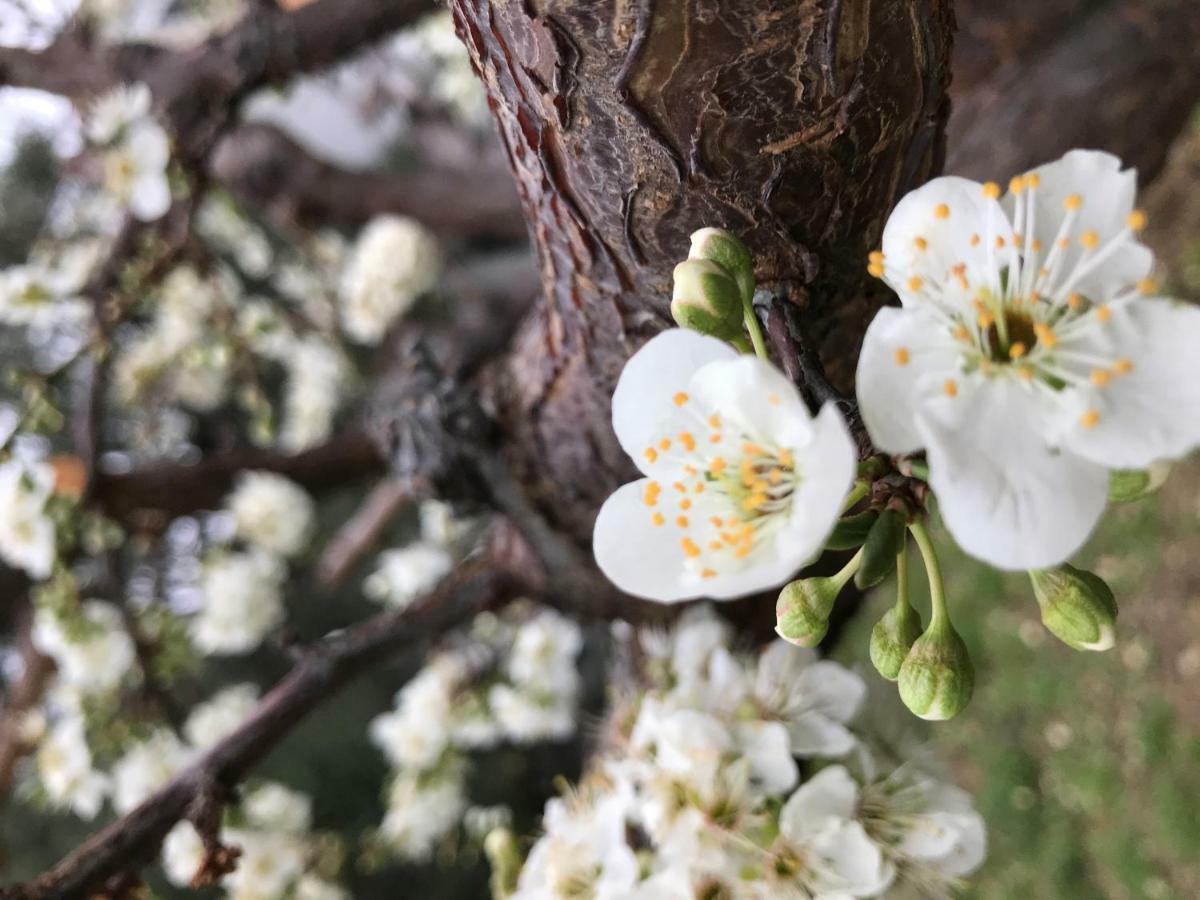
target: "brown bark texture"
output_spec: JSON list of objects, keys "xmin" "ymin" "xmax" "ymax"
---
[{"xmin": 451, "ymin": 0, "xmax": 956, "ymax": 541}]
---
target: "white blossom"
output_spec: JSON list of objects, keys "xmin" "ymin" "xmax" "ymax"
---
[
  {"xmin": 857, "ymin": 149, "xmax": 1200, "ymax": 569},
  {"xmin": 593, "ymin": 329, "xmax": 856, "ymax": 602},
  {"xmin": 506, "ymin": 609, "xmax": 583, "ymax": 688},
  {"xmin": 88, "ymin": 83, "xmax": 171, "ymax": 222},
  {"xmin": 0, "ymin": 264, "xmax": 89, "ymax": 328},
  {"xmin": 36, "ymin": 718, "xmax": 109, "ymax": 819},
  {"xmin": 279, "ymin": 337, "xmax": 349, "ymax": 452},
  {"xmin": 110, "ymin": 728, "xmax": 190, "ymax": 813},
  {"xmin": 242, "ymin": 781, "xmax": 313, "ymax": 835},
  {"xmin": 489, "ymin": 683, "xmax": 576, "ymax": 743},
  {"xmin": 190, "ymin": 551, "xmax": 285, "ymax": 655},
  {"xmin": 339, "ymin": 215, "xmax": 440, "ymax": 344},
  {"xmin": 32, "ymin": 600, "xmax": 136, "ymax": 695},
  {"xmin": 363, "ymin": 542, "xmax": 453, "ymax": 608},
  {"xmin": 0, "ymin": 457, "xmax": 56, "ymax": 579},
  {"xmin": 183, "ymin": 683, "xmax": 260, "ymax": 750},
  {"xmin": 753, "ymin": 641, "xmax": 866, "ymax": 757},
  {"xmin": 294, "ymin": 876, "xmax": 351, "ymax": 900},
  {"xmin": 222, "ymin": 828, "xmax": 308, "ymax": 899},
  {"xmin": 161, "ymin": 821, "xmax": 206, "ymax": 887},
  {"xmin": 378, "ymin": 770, "xmax": 467, "ymax": 861},
  {"xmin": 226, "ymin": 471, "xmax": 315, "ymax": 558}
]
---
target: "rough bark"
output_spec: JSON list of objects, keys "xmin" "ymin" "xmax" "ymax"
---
[
  {"xmin": 948, "ymin": 0, "xmax": 1200, "ymax": 183},
  {"xmin": 451, "ymin": 0, "xmax": 956, "ymax": 540}
]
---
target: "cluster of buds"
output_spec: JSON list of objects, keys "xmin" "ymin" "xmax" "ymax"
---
[{"xmin": 671, "ymin": 228, "xmax": 761, "ymax": 348}]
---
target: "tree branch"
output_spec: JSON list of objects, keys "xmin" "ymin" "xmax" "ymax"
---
[
  {"xmin": 948, "ymin": 0, "xmax": 1200, "ymax": 184},
  {"xmin": 4, "ymin": 555, "xmax": 516, "ymax": 900}
]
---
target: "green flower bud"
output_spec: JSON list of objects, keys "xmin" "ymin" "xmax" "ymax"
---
[
  {"xmin": 870, "ymin": 601, "xmax": 924, "ymax": 681},
  {"xmin": 776, "ymin": 576, "xmax": 841, "ymax": 647},
  {"xmin": 1028, "ymin": 564, "xmax": 1117, "ymax": 651},
  {"xmin": 484, "ymin": 828, "xmax": 521, "ymax": 897},
  {"xmin": 898, "ymin": 619, "xmax": 974, "ymax": 720},
  {"xmin": 854, "ymin": 508, "xmax": 907, "ymax": 589},
  {"xmin": 688, "ymin": 227, "xmax": 755, "ymax": 302},
  {"xmin": 1108, "ymin": 462, "xmax": 1171, "ymax": 503},
  {"xmin": 671, "ymin": 259, "xmax": 744, "ymax": 340},
  {"xmin": 826, "ymin": 510, "xmax": 878, "ymax": 551}
]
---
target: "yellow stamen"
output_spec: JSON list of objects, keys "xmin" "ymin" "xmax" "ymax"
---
[
  {"xmin": 676, "ymin": 515, "xmax": 690, "ymax": 528},
  {"xmin": 934, "ymin": 203, "xmax": 950, "ymax": 219},
  {"xmin": 970, "ymin": 233, "xmax": 981, "ymax": 247},
  {"xmin": 1127, "ymin": 209, "xmax": 1147, "ymax": 231},
  {"xmin": 913, "ymin": 236, "xmax": 928, "ymax": 250},
  {"xmin": 651, "ymin": 512, "xmax": 665, "ymax": 526},
  {"xmin": 907, "ymin": 276, "xmax": 924, "ymax": 293},
  {"xmin": 701, "ymin": 568, "xmax": 717, "ymax": 579},
  {"xmin": 868, "ymin": 250, "xmax": 885, "ymax": 264},
  {"xmin": 894, "ymin": 347, "xmax": 911, "ymax": 366},
  {"xmin": 1080, "ymin": 230, "xmax": 1100, "ymax": 250},
  {"xmin": 1079, "ymin": 409, "xmax": 1100, "ymax": 429},
  {"xmin": 942, "ymin": 379, "xmax": 958, "ymax": 398},
  {"xmin": 1090, "ymin": 369, "xmax": 1112, "ymax": 387},
  {"xmin": 679, "ymin": 498, "xmax": 692, "ymax": 510},
  {"xmin": 868, "ymin": 262, "xmax": 884, "ymax": 278},
  {"xmin": 679, "ymin": 431, "xmax": 696, "ymax": 451},
  {"xmin": 982, "ymin": 182, "xmax": 1001, "ymax": 199},
  {"xmin": 709, "ymin": 457, "xmax": 727, "ymax": 474},
  {"xmin": 1025, "ymin": 173, "xmax": 1041, "ymax": 189},
  {"xmin": 644, "ymin": 447, "xmax": 658, "ymax": 463},
  {"xmin": 1067, "ymin": 293, "xmax": 1084, "ymax": 310},
  {"xmin": 1113, "ymin": 358, "xmax": 1134, "ymax": 375},
  {"xmin": 681, "ymin": 538, "xmax": 701, "ymax": 559},
  {"xmin": 1008, "ymin": 342, "xmax": 1027, "ymax": 359},
  {"xmin": 1094, "ymin": 305, "xmax": 1111, "ymax": 323},
  {"xmin": 1063, "ymin": 194, "xmax": 1082, "ymax": 211},
  {"xmin": 1009, "ymin": 176, "xmax": 1026, "ymax": 194},
  {"xmin": 952, "ymin": 325, "xmax": 970, "ymax": 342},
  {"xmin": 1137, "ymin": 278, "xmax": 1158, "ymax": 296}
]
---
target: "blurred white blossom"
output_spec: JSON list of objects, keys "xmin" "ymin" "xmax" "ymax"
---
[
  {"xmin": 32, "ymin": 601, "xmax": 136, "ymax": 696},
  {"xmin": 191, "ymin": 551, "xmax": 285, "ymax": 655},
  {"xmin": 226, "ymin": 471, "xmax": 315, "ymax": 558},
  {"xmin": 183, "ymin": 683, "xmax": 260, "ymax": 750},
  {"xmin": 339, "ymin": 215, "xmax": 440, "ymax": 344},
  {"xmin": 0, "ymin": 457, "xmax": 57, "ymax": 579},
  {"xmin": 36, "ymin": 718, "xmax": 109, "ymax": 819},
  {"xmin": 87, "ymin": 83, "xmax": 171, "ymax": 222}
]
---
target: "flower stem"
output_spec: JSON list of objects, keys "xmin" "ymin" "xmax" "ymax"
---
[
  {"xmin": 894, "ymin": 536, "xmax": 909, "ymax": 612},
  {"xmin": 742, "ymin": 295, "xmax": 769, "ymax": 361},
  {"xmin": 833, "ymin": 547, "xmax": 865, "ymax": 590},
  {"xmin": 908, "ymin": 520, "xmax": 949, "ymax": 628},
  {"xmin": 731, "ymin": 335, "xmax": 753, "ymax": 354},
  {"xmin": 841, "ymin": 480, "xmax": 869, "ymax": 513}
]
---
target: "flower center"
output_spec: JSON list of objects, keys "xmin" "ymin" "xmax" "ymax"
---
[{"xmin": 640, "ymin": 394, "xmax": 800, "ymax": 579}]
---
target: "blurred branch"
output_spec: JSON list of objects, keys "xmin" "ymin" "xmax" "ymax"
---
[
  {"xmin": 4, "ymin": 555, "xmax": 517, "ymax": 900},
  {"xmin": 210, "ymin": 124, "xmax": 526, "ymax": 241},
  {"xmin": 948, "ymin": 0, "xmax": 1200, "ymax": 183},
  {"xmin": 315, "ymin": 477, "xmax": 419, "ymax": 588},
  {"xmin": 92, "ymin": 429, "xmax": 385, "ymax": 533}
]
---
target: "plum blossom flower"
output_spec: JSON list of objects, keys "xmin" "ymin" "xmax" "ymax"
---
[
  {"xmin": 0, "ymin": 457, "xmax": 57, "ymax": 579},
  {"xmin": 36, "ymin": 718, "xmax": 109, "ymax": 819},
  {"xmin": 339, "ymin": 215, "xmax": 440, "ymax": 344},
  {"xmin": 857, "ymin": 149, "xmax": 1200, "ymax": 569},
  {"xmin": 767, "ymin": 766, "xmax": 895, "ymax": 899},
  {"xmin": 87, "ymin": 83, "xmax": 171, "ymax": 222},
  {"xmin": 594, "ymin": 329, "xmax": 856, "ymax": 602},
  {"xmin": 32, "ymin": 601, "xmax": 136, "ymax": 695},
  {"xmin": 226, "ymin": 470, "xmax": 315, "ymax": 558}
]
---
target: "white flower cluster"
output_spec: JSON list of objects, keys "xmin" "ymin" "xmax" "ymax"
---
[
  {"xmin": 0, "ymin": 261, "xmax": 89, "ymax": 329},
  {"xmin": 363, "ymin": 500, "xmax": 466, "ymax": 608},
  {"xmin": 227, "ymin": 470, "xmax": 316, "ymax": 559},
  {"xmin": 510, "ymin": 607, "xmax": 985, "ymax": 899},
  {"xmin": 86, "ymin": 83, "xmax": 171, "ymax": 222},
  {"xmin": 339, "ymin": 215, "xmax": 440, "ymax": 345},
  {"xmin": 370, "ymin": 605, "xmax": 583, "ymax": 861},
  {"xmin": 162, "ymin": 781, "xmax": 347, "ymax": 899},
  {"xmin": 0, "ymin": 456, "xmax": 57, "ymax": 579},
  {"xmin": 113, "ymin": 265, "xmax": 235, "ymax": 413},
  {"xmin": 32, "ymin": 600, "xmax": 136, "ymax": 696}
]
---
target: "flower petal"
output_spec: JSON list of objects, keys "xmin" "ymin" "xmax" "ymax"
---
[
  {"xmin": 855, "ymin": 307, "xmax": 961, "ymax": 454},
  {"xmin": 782, "ymin": 403, "xmax": 857, "ymax": 559},
  {"xmin": 1014, "ymin": 149, "xmax": 1152, "ymax": 302},
  {"xmin": 1060, "ymin": 298, "xmax": 1200, "ymax": 468},
  {"xmin": 611, "ymin": 330, "xmax": 737, "ymax": 476},
  {"xmin": 787, "ymin": 714, "xmax": 858, "ymax": 758},
  {"xmin": 736, "ymin": 721, "xmax": 799, "ymax": 795},
  {"xmin": 592, "ymin": 479, "xmax": 696, "ymax": 602},
  {"xmin": 794, "ymin": 660, "xmax": 867, "ymax": 725},
  {"xmin": 779, "ymin": 765, "xmax": 859, "ymax": 840},
  {"xmin": 881, "ymin": 175, "xmax": 1013, "ymax": 310},
  {"xmin": 918, "ymin": 375, "xmax": 1108, "ymax": 569},
  {"xmin": 688, "ymin": 353, "xmax": 814, "ymax": 448},
  {"xmin": 808, "ymin": 821, "xmax": 895, "ymax": 898},
  {"xmin": 129, "ymin": 173, "xmax": 171, "ymax": 221}
]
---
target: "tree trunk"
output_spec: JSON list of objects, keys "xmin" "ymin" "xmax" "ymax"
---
[{"xmin": 451, "ymin": 0, "xmax": 955, "ymax": 541}]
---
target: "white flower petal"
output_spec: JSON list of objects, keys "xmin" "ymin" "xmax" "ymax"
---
[
  {"xmin": 1014, "ymin": 149, "xmax": 1151, "ymax": 302},
  {"xmin": 689, "ymin": 353, "xmax": 814, "ymax": 448},
  {"xmin": 787, "ymin": 714, "xmax": 858, "ymax": 758},
  {"xmin": 1060, "ymin": 298, "xmax": 1200, "ymax": 468},
  {"xmin": 794, "ymin": 661, "xmax": 867, "ymax": 725},
  {"xmin": 781, "ymin": 403, "xmax": 857, "ymax": 557},
  {"xmin": 736, "ymin": 721, "xmax": 798, "ymax": 795},
  {"xmin": 611, "ymin": 330, "xmax": 737, "ymax": 476},
  {"xmin": 129, "ymin": 172, "xmax": 171, "ymax": 221},
  {"xmin": 856, "ymin": 307, "xmax": 961, "ymax": 454},
  {"xmin": 918, "ymin": 375, "xmax": 1108, "ymax": 569},
  {"xmin": 808, "ymin": 820, "xmax": 894, "ymax": 898},
  {"xmin": 779, "ymin": 765, "xmax": 859, "ymax": 840},
  {"xmin": 881, "ymin": 175, "xmax": 1013, "ymax": 310},
  {"xmin": 593, "ymin": 479, "xmax": 697, "ymax": 602}
]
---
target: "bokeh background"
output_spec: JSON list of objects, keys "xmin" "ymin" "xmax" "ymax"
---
[{"xmin": 2, "ymin": 4, "xmax": 1199, "ymax": 896}]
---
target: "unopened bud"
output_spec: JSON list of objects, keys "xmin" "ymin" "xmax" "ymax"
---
[
  {"xmin": 1028, "ymin": 564, "xmax": 1117, "ymax": 651},
  {"xmin": 671, "ymin": 259, "xmax": 744, "ymax": 340},
  {"xmin": 688, "ymin": 227, "xmax": 755, "ymax": 302},
  {"xmin": 776, "ymin": 576, "xmax": 841, "ymax": 647},
  {"xmin": 898, "ymin": 619, "xmax": 974, "ymax": 720},
  {"xmin": 1108, "ymin": 462, "xmax": 1171, "ymax": 504},
  {"xmin": 870, "ymin": 601, "xmax": 924, "ymax": 681},
  {"xmin": 854, "ymin": 508, "xmax": 906, "ymax": 589}
]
